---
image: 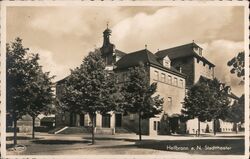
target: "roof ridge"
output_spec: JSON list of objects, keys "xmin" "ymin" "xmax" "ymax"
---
[
  {"xmin": 145, "ymin": 49, "xmax": 151, "ymax": 63},
  {"xmin": 157, "ymin": 42, "xmax": 194, "ymax": 53}
]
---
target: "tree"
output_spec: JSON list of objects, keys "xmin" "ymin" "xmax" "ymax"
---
[
  {"xmin": 25, "ymin": 54, "xmax": 54, "ymax": 139},
  {"xmin": 182, "ymin": 82, "xmax": 213, "ymax": 136},
  {"xmin": 226, "ymin": 94, "xmax": 244, "ymax": 133},
  {"xmin": 227, "ymin": 51, "xmax": 245, "ymax": 84},
  {"xmin": 206, "ymin": 78, "xmax": 231, "ymax": 135},
  {"xmin": 6, "ymin": 38, "xmax": 54, "ymax": 144},
  {"xmin": 182, "ymin": 78, "xmax": 230, "ymax": 136},
  {"xmin": 60, "ymin": 49, "xmax": 121, "ymax": 144},
  {"xmin": 122, "ymin": 63, "xmax": 163, "ymax": 141}
]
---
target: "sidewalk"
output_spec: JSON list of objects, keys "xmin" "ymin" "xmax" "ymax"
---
[
  {"xmin": 5, "ymin": 131, "xmax": 244, "ymax": 155},
  {"xmin": 6, "ymin": 131, "xmax": 244, "ymax": 141}
]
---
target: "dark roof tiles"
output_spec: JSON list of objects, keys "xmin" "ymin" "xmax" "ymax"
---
[
  {"xmin": 116, "ymin": 49, "xmax": 127, "ymax": 57},
  {"xmin": 155, "ymin": 43, "xmax": 215, "ymax": 67},
  {"xmin": 115, "ymin": 49, "xmax": 185, "ymax": 77}
]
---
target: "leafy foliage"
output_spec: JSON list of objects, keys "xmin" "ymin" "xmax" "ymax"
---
[
  {"xmin": 122, "ymin": 63, "xmax": 163, "ymax": 140},
  {"xmin": 227, "ymin": 51, "xmax": 245, "ymax": 84},
  {"xmin": 7, "ymin": 37, "xmax": 55, "ymax": 142},
  {"xmin": 227, "ymin": 95, "xmax": 244, "ymax": 123},
  {"xmin": 182, "ymin": 82, "xmax": 212, "ymax": 122},
  {"xmin": 182, "ymin": 78, "xmax": 231, "ymax": 134},
  {"xmin": 60, "ymin": 49, "xmax": 121, "ymax": 144},
  {"xmin": 206, "ymin": 78, "xmax": 231, "ymax": 121}
]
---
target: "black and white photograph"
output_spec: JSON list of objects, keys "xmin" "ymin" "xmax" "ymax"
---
[{"xmin": 0, "ymin": 1, "xmax": 249, "ymax": 158}]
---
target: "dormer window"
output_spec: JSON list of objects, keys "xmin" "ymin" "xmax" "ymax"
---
[
  {"xmin": 193, "ymin": 46, "xmax": 202, "ymax": 56},
  {"xmin": 163, "ymin": 56, "xmax": 171, "ymax": 68}
]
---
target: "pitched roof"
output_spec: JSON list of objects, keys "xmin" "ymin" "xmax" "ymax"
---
[
  {"xmin": 155, "ymin": 43, "xmax": 215, "ymax": 67},
  {"xmin": 115, "ymin": 49, "xmax": 159, "ymax": 68},
  {"xmin": 116, "ymin": 49, "xmax": 127, "ymax": 57},
  {"xmin": 115, "ymin": 49, "xmax": 185, "ymax": 77}
]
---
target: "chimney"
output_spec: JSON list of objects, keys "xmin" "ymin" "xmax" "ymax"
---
[{"xmin": 179, "ymin": 67, "xmax": 182, "ymax": 73}]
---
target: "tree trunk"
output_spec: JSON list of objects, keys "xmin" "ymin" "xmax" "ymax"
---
[
  {"xmin": 198, "ymin": 119, "xmax": 200, "ymax": 137},
  {"xmin": 91, "ymin": 114, "xmax": 96, "ymax": 145},
  {"xmin": 13, "ymin": 114, "xmax": 17, "ymax": 145},
  {"xmin": 235, "ymin": 122, "xmax": 238, "ymax": 134},
  {"xmin": 138, "ymin": 113, "xmax": 142, "ymax": 141},
  {"xmin": 213, "ymin": 119, "xmax": 216, "ymax": 136},
  {"xmin": 32, "ymin": 116, "xmax": 35, "ymax": 139}
]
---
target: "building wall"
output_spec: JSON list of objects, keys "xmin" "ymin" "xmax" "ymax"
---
[
  {"xmin": 193, "ymin": 57, "xmax": 214, "ymax": 83},
  {"xmin": 17, "ymin": 114, "xmax": 40, "ymax": 133},
  {"xmin": 171, "ymin": 57, "xmax": 194, "ymax": 87},
  {"xmin": 55, "ymin": 111, "xmax": 73, "ymax": 127},
  {"xmin": 219, "ymin": 119, "xmax": 234, "ymax": 132},
  {"xmin": 148, "ymin": 66, "xmax": 186, "ymax": 135},
  {"xmin": 149, "ymin": 66, "xmax": 185, "ymax": 116},
  {"xmin": 186, "ymin": 118, "xmax": 213, "ymax": 134}
]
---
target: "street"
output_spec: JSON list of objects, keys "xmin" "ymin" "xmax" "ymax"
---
[{"xmin": 6, "ymin": 132, "xmax": 244, "ymax": 155}]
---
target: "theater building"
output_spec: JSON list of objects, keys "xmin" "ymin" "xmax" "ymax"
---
[
  {"xmin": 55, "ymin": 26, "xmax": 186, "ymax": 135},
  {"xmin": 55, "ymin": 26, "xmax": 239, "ymax": 135}
]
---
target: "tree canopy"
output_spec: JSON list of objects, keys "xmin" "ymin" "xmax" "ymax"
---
[
  {"xmin": 227, "ymin": 94, "xmax": 245, "ymax": 123},
  {"xmin": 121, "ymin": 63, "xmax": 163, "ymax": 140},
  {"xmin": 7, "ymin": 37, "xmax": 55, "ymax": 143},
  {"xmin": 60, "ymin": 49, "xmax": 121, "ymax": 144},
  {"xmin": 182, "ymin": 78, "xmax": 230, "ymax": 135},
  {"xmin": 227, "ymin": 51, "xmax": 245, "ymax": 84}
]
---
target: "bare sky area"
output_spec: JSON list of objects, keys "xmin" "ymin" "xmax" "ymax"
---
[{"xmin": 6, "ymin": 6, "xmax": 245, "ymax": 96}]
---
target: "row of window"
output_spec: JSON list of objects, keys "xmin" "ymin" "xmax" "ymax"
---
[
  {"xmin": 191, "ymin": 128, "xmax": 233, "ymax": 133},
  {"xmin": 153, "ymin": 121, "xmax": 160, "ymax": 131},
  {"xmin": 196, "ymin": 58, "xmax": 213, "ymax": 70},
  {"xmin": 154, "ymin": 70, "xmax": 184, "ymax": 88}
]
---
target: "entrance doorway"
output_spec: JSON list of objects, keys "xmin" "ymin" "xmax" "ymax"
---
[
  {"xmin": 169, "ymin": 117, "xmax": 179, "ymax": 133},
  {"xmin": 115, "ymin": 114, "xmax": 122, "ymax": 127},
  {"xmin": 69, "ymin": 113, "xmax": 76, "ymax": 126},
  {"xmin": 80, "ymin": 114, "xmax": 85, "ymax": 126},
  {"xmin": 102, "ymin": 114, "xmax": 111, "ymax": 128}
]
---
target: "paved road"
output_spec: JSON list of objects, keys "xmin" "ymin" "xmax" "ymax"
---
[{"xmin": 6, "ymin": 132, "xmax": 245, "ymax": 156}]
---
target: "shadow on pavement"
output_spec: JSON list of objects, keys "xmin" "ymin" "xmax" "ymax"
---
[
  {"xmin": 82, "ymin": 137, "xmax": 136, "ymax": 142},
  {"xmin": 97, "ymin": 144, "xmax": 137, "ymax": 149},
  {"xmin": 6, "ymin": 136, "xmax": 42, "ymax": 141},
  {"xmin": 135, "ymin": 138, "xmax": 244, "ymax": 155}
]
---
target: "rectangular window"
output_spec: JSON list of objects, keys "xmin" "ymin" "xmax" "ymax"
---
[
  {"xmin": 154, "ymin": 71, "xmax": 159, "ymax": 80},
  {"xmin": 153, "ymin": 121, "xmax": 157, "ymax": 130},
  {"xmin": 168, "ymin": 75, "xmax": 172, "ymax": 84},
  {"xmin": 179, "ymin": 79, "xmax": 183, "ymax": 88},
  {"xmin": 129, "ymin": 114, "xmax": 135, "ymax": 120},
  {"xmin": 174, "ymin": 77, "xmax": 178, "ymax": 86},
  {"xmin": 167, "ymin": 97, "xmax": 172, "ymax": 107},
  {"xmin": 164, "ymin": 60, "xmax": 169, "ymax": 68},
  {"xmin": 161, "ymin": 73, "xmax": 165, "ymax": 82}
]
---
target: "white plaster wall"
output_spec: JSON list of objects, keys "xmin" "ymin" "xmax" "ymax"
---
[
  {"xmin": 110, "ymin": 112, "xmax": 115, "ymax": 128},
  {"xmin": 186, "ymin": 118, "xmax": 213, "ymax": 134},
  {"xmin": 219, "ymin": 119, "xmax": 234, "ymax": 132},
  {"xmin": 84, "ymin": 114, "xmax": 90, "ymax": 126},
  {"xmin": 149, "ymin": 114, "xmax": 161, "ymax": 136},
  {"xmin": 96, "ymin": 113, "xmax": 102, "ymax": 127},
  {"xmin": 149, "ymin": 66, "xmax": 185, "ymax": 116}
]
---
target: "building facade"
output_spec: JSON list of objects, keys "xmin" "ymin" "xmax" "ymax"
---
[{"xmin": 55, "ymin": 26, "xmax": 239, "ymax": 135}]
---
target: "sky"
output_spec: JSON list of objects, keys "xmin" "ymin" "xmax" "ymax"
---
[{"xmin": 6, "ymin": 6, "xmax": 245, "ymax": 96}]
